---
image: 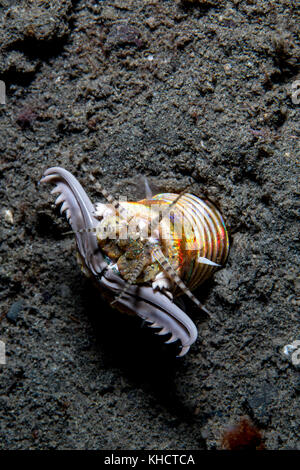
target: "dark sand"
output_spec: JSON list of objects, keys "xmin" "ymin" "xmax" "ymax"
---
[{"xmin": 0, "ymin": 0, "xmax": 299, "ymax": 449}]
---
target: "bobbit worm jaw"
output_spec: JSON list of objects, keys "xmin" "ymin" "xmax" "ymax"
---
[{"xmin": 40, "ymin": 167, "xmax": 198, "ymax": 357}]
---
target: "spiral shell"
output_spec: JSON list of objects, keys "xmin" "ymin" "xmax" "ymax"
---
[
  {"xmin": 151, "ymin": 193, "xmax": 229, "ymax": 291},
  {"xmin": 41, "ymin": 167, "xmax": 229, "ymax": 356}
]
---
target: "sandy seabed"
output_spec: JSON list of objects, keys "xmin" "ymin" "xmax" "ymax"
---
[{"xmin": 0, "ymin": 0, "xmax": 299, "ymax": 450}]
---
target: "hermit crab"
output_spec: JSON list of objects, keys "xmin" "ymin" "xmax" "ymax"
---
[{"xmin": 41, "ymin": 167, "xmax": 229, "ymax": 356}]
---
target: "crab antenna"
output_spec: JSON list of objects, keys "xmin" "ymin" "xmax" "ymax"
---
[{"xmin": 86, "ymin": 172, "xmax": 130, "ymax": 220}]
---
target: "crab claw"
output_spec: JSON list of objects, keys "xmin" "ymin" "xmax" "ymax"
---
[
  {"xmin": 40, "ymin": 167, "xmax": 198, "ymax": 356},
  {"xmin": 41, "ymin": 167, "xmax": 107, "ymax": 276}
]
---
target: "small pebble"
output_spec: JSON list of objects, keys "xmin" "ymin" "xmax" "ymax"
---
[
  {"xmin": 7, "ymin": 300, "xmax": 23, "ymax": 323},
  {"xmin": 283, "ymin": 340, "xmax": 300, "ymax": 367},
  {"xmin": 145, "ymin": 17, "xmax": 157, "ymax": 29},
  {"xmin": 3, "ymin": 209, "xmax": 14, "ymax": 224},
  {"xmin": 224, "ymin": 63, "xmax": 232, "ymax": 74}
]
